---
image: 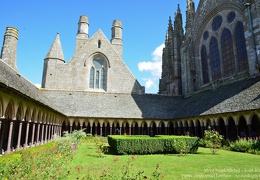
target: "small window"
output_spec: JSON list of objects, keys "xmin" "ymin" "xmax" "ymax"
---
[
  {"xmin": 227, "ymin": 11, "xmax": 236, "ymax": 23},
  {"xmin": 98, "ymin": 40, "xmax": 101, "ymax": 48},
  {"xmin": 203, "ymin": 31, "xmax": 209, "ymax": 41},
  {"xmin": 212, "ymin": 15, "xmax": 222, "ymax": 31}
]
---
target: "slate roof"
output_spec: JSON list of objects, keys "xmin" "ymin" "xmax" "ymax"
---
[
  {"xmin": 1, "ymin": 58, "xmax": 260, "ymax": 120},
  {"xmin": 0, "ymin": 60, "xmax": 64, "ymax": 115},
  {"xmin": 42, "ymin": 76, "xmax": 260, "ymax": 119}
]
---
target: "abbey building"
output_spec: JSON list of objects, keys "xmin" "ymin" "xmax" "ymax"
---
[{"xmin": 0, "ymin": 0, "xmax": 260, "ymax": 153}]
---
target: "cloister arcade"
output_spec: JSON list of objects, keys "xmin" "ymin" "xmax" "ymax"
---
[
  {"xmin": 0, "ymin": 92, "xmax": 64, "ymax": 153},
  {"xmin": 1, "ymin": 89, "xmax": 260, "ymax": 154},
  {"xmin": 63, "ymin": 110, "xmax": 260, "ymax": 140}
]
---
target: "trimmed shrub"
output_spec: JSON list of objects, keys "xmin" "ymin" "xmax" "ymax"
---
[
  {"xmin": 230, "ymin": 138, "xmax": 253, "ymax": 153},
  {"xmin": 107, "ymin": 135, "xmax": 199, "ymax": 155}
]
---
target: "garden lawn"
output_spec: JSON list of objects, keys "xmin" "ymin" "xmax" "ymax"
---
[{"xmin": 66, "ymin": 138, "xmax": 260, "ymax": 180}]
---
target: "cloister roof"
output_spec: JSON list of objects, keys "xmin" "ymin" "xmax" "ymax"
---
[
  {"xmin": 1, "ymin": 59, "xmax": 260, "ymax": 120},
  {"xmin": 42, "ymin": 76, "xmax": 260, "ymax": 120},
  {"xmin": 0, "ymin": 60, "xmax": 64, "ymax": 115}
]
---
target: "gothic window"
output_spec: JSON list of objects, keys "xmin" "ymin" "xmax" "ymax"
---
[
  {"xmin": 235, "ymin": 21, "xmax": 248, "ymax": 72},
  {"xmin": 89, "ymin": 59, "xmax": 107, "ymax": 90},
  {"xmin": 227, "ymin": 11, "xmax": 236, "ymax": 23},
  {"xmin": 221, "ymin": 28, "xmax": 235, "ymax": 77},
  {"xmin": 89, "ymin": 67, "xmax": 94, "ymax": 88},
  {"xmin": 203, "ymin": 31, "xmax": 209, "ymax": 41},
  {"xmin": 201, "ymin": 45, "xmax": 209, "ymax": 84},
  {"xmin": 209, "ymin": 36, "xmax": 221, "ymax": 80},
  {"xmin": 212, "ymin": 15, "xmax": 222, "ymax": 31}
]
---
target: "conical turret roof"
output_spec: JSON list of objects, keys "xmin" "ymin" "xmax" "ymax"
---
[{"xmin": 45, "ymin": 33, "xmax": 65, "ymax": 61}]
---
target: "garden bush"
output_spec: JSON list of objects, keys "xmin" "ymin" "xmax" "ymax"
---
[
  {"xmin": 107, "ymin": 135, "xmax": 199, "ymax": 155},
  {"xmin": 230, "ymin": 138, "xmax": 252, "ymax": 152}
]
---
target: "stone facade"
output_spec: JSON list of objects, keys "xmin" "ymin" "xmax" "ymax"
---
[
  {"xmin": 42, "ymin": 16, "xmax": 145, "ymax": 94},
  {"xmin": 159, "ymin": 0, "xmax": 260, "ymax": 97}
]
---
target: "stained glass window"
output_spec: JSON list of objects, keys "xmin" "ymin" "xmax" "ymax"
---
[
  {"xmin": 201, "ymin": 45, "xmax": 209, "ymax": 84},
  {"xmin": 209, "ymin": 36, "xmax": 221, "ymax": 80},
  {"xmin": 212, "ymin": 15, "xmax": 222, "ymax": 31},
  {"xmin": 221, "ymin": 28, "xmax": 235, "ymax": 77}
]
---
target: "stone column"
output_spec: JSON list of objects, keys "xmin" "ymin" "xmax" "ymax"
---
[
  {"xmin": 70, "ymin": 125, "xmax": 72, "ymax": 133},
  {"xmin": 100, "ymin": 126, "xmax": 103, "ymax": 136},
  {"xmin": 45, "ymin": 124, "xmax": 48, "ymax": 142},
  {"xmin": 17, "ymin": 122, "xmax": 23, "ymax": 150},
  {"xmin": 48, "ymin": 124, "xmax": 51, "ymax": 141},
  {"xmin": 119, "ymin": 127, "xmax": 122, "ymax": 135},
  {"xmin": 80, "ymin": 125, "xmax": 83, "ymax": 130},
  {"xmin": 31, "ymin": 123, "xmax": 35, "ymax": 146},
  {"xmin": 0, "ymin": 121, "xmax": 2, "ymax": 136},
  {"xmin": 41, "ymin": 124, "xmax": 45, "ymax": 144},
  {"xmin": 7, "ymin": 121, "xmax": 14, "ymax": 153},
  {"xmin": 110, "ymin": 127, "xmax": 112, "ymax": 135},
  {"xmin": 235, "ymin": 125, "xmax": 239, "ymax": 137},
  {"xmin": 24, "ymin": 122, "xmax": 30, "ymax": 148},
  {"xmin": 129, "ymin": 126, "xmax": 131, "ymax": 135},
  {"xmin": 36, "ymin": 123, "xmax": 40, "ymax": 145},
  {"xmin": 194, "ymin": 126, "xmax": 198, "ymax": 137},
  {"xmin": 90, "ymin": 126, "xmax": 93, "ymax": 135}
]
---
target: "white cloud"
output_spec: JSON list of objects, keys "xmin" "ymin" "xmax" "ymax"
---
[
  {"xmin": 138, "ymin": 43, "xmax": 165, "ymax": 92},
  {"xmin": 34, "ymin": 84, "xmax": 41, "ymax": 88}
]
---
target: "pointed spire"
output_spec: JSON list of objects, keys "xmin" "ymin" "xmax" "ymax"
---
[
  {"xmin": 168, "ymin": 16, "xmax": 173, "ymax": 30},
  {"xmin": 45, "ymin": 33, "xmax": 65, "ymax": 61}
]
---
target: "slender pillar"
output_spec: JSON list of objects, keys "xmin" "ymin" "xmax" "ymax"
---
[
  {"xmin": 119, "ymin": 127, "xmax": 122, "ymax": 135},
  {"xmin": 0, "ymin": 121, "xmax": 2, "ymax": 136},
  {"xmin": 194, "ymin": 126, "xmax": 198, "ymax": 137},
  {"xmin": 24, "ymin": 122, "xmax": 30, "ymax": 148},
  {"xmin": 41, "ymin": 124, "xmax": 45, "ymax": 144},
  {"xmin": 129, "ymin": 126, "xmax": 131, "ymax": 135},
  {"xmin": 31, "ymin": 123, "xmax": 35, "ymax": 146},
  {"xmin": 80, "ymin": 125, "xmax": 83, "ymax": 130},
  {"xmin": 45, "ymin": 124, "xmax": 48, "ymax": 142},
  {"xmin": 110, "ymin": 127, "xmax": 112, "ymax": 135},
  {"xmin": 36, "ymin": 123, "xmax": 40, "ymax": 145},
  {"xmin": 90, "ymin": 126, "xmax": 93, "ymax": 135},
  {"xmin": 100, "ymin": 126, "xmax": 103, "ymax": 136},
  {"xmin": 48, "ymin": 124, "xmax": 51, "ymax": 141},
  {"xmin": 7, "ymin": 121, "xmax": 14, "ymax": 153},
  {"xmin": 17, "ymin": 122, "xmax": 22, "ymax": 149},
  {"xmin": 70, "ymin": 125, "xmax": 72, "ymax": 133},
  {"xmin": 235, "ymin": 125, "xmax": 239, "ymax": 137}
]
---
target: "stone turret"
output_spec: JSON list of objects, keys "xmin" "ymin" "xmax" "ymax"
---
[
  {"xmin": 0, "ymin": 27, "xmax": 18, "ymax": 71},
  {"xmin": 185, "ymin": 0, "xmax": 195, "ymax": 38},
  {"xmin": 75, "ymin": 15, "xmax": 89, "ymax": 54},
  {"xmin": 42, "ymin": 33, "xmax": 64, "ymax": 88},
  {"xmin": 111, "ymin": 20, "xmax": 123, "ymax": 58}
]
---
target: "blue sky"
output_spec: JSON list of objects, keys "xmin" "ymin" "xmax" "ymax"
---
[{"xmin": 0, "ymin": 0, "xmax": 199, "ymax": 94}]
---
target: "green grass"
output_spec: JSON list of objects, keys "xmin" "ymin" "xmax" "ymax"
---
[{"xmin": 66, "ymin": 138, "xmax": 260, "ymax": 180}]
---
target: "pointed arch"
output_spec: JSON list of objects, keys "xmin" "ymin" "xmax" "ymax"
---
[{"xmin": 5, "ymin": 100, "xmax": 15, "ymax": 120}]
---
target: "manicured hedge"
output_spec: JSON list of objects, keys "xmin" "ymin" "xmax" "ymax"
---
[{"xmin": 107, "ymin": 135, "xmax": 199, "ymax": 155}]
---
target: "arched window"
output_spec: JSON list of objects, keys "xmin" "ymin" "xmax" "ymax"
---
[
  {"xmin": 221, "ymin": 28, "xmax": 235, "ymax": 77},
  {"xmin": 201, "ymin": 45, "xmax": 209, "ymax": 84},
  {"xmin": 89, "ymin": 67, "xmax": 94, "ymax": 88},
  {"xmin": 235, "ymin": 21, "xmax": 248, "ymax": 72},
  {"xmin": 89, "ymin": 59, "xmax": 107, "ymax": 90},
  {"xmin": 209, "ymin": 36, "xmax": 221, "ymax": 81}
]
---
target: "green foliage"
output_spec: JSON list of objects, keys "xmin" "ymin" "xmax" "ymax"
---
[
  {"xmin": 230, "ymin": 138, "xmax": 252, "ymax": 152},
  {"xmin": 0, "ymin": 130, "xmax": 87, "ymax": 179},
  {"xmin": 203, "ymin": 127, "xmax": 223, "ymax": 154},
  {"xmin": 107, "ymin": 135, "xmax": 199, "ymax": 155},
  {"xmin": 173, "ymin": 138, "xmax": 189, "ymax": 155}
]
